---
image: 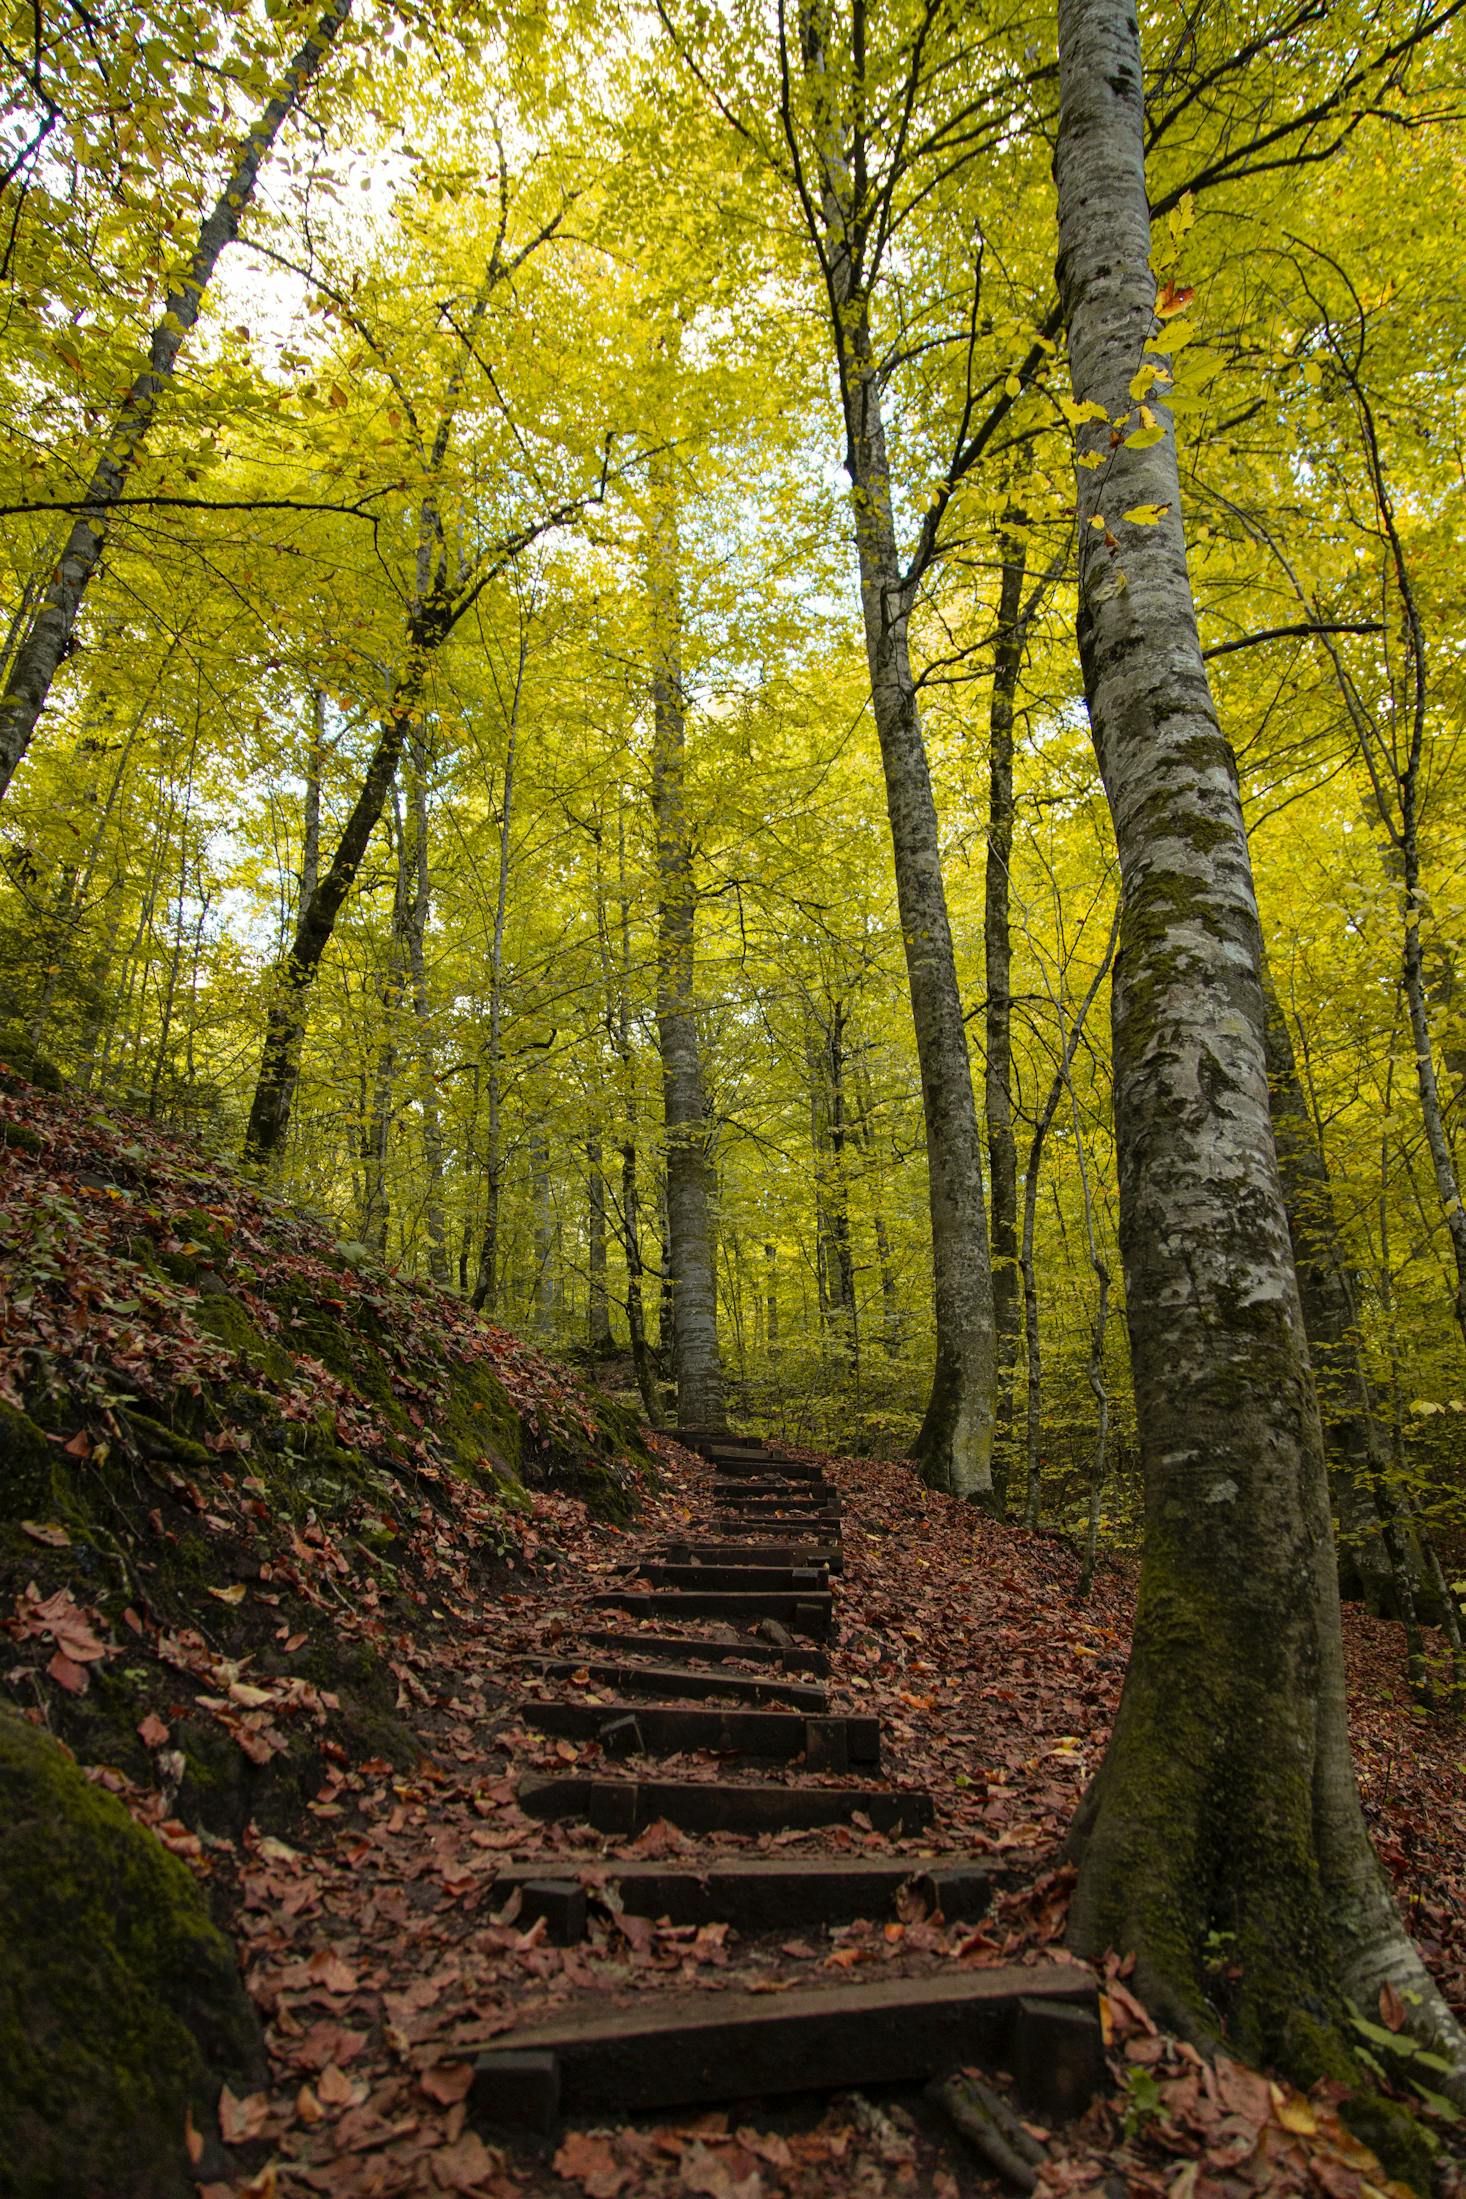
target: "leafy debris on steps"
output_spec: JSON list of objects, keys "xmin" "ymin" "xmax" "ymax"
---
[{"xmin": 0, "ymin": 1077, "xmax": 1462, "ymax": 2195}]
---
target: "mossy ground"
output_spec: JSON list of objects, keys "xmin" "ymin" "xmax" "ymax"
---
[{"xmin": 0, "ymin": 1707, "xmax": 266, "ymax": 2198}]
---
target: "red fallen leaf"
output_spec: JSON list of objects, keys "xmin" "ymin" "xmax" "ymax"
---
[
  {"xmin": 157, "ymin": 1819, "xmax": 204, "ymax": 1860},
  {"xmin": 122, "ymin": 1607, "xmax": 144, "ymax": 1635},
  {"xmin": 553, "ymin": 2130, "xmax": 632, "ymax": 2197},
  {"xmin": 419, "ymin": 2061, "xmax": 475, "ymax": 2105},
  {"xmin": 20, "ymin": 1520, "xmax": 70, "ymax": 1547},
  {"xmin": 47, "ymin": 1650, "xmax": 89, "ymax": 1693},
  {"xmin": 218, "ymin": 2084, "xmax": 271, "ymax": 2144},
  {"xmin": 296, "ymin": 2081, "xmax": 324, "ymax": 2125},
  {"xmin": 1379, "ymin": 1980, "xmax": 1407, "ymax": 2032},
  {"xmin": 305, "ymin": 1948, "xmax": 359, "ymax": 1995},
  {"xmin": 138, "ymin": 1712, "xmax": 170, "ymax": 1747},
  {"xmin": 317, "ymin": 2061, "xmax": 360, "ymax": 2107},
  {"xmin": 290, "ymin": 2014, "xmax": 364, "ymax": 2067},
  {"xmin": 62, "ymin": 1430, "xmax": 91, "ymax": 1458},
  {"xmin": 184, "ymin": 2104, "xmax": 204, "ymax": 2165},
  {"xmin": 433, "ymin": 2130, "xmax": 503, "ymax": 2191}
]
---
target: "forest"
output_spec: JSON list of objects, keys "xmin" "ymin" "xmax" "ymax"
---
[{"xmin": 4, "ymin": 0, "xmax": 1466, "ymax": 2192}]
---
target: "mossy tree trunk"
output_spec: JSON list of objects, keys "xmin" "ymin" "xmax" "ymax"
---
[{"xmin": 1056, "ymin": 0, "xmax": 1466, "ymax": 2087}]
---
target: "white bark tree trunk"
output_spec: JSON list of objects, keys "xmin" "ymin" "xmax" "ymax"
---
[{"xmin": 1055, "ymin": 0, "xmax": 1466, "ymax": 2091}]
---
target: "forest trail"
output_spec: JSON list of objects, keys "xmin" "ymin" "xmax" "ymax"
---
[
  {"xmin": 217, "ymin": 1437, "xmax": 1466, "ymax": 2199},
  {"xmin": 225, "ymin": 1433, "xmax": 1105, "ymax": 2196}
]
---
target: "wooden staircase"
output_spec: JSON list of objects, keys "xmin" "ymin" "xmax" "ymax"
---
[{"xmin": 477, "ymin": 1429, "xmax": 1104, "ymax": 2137}]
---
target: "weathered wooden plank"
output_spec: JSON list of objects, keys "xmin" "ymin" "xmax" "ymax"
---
[
  {"xmin": 471, "ymin": 1963, "xmax": 1100, "ymax": 2127},
  {"xmin": 590, "ymin": 1589, "xmax": 833, "ymax": 1639},
  {"xmin": 711, "ymin": 1517, "xmax": 842, "ymax": 1538},
  {"xmin": 488, "ymin": 1855, "xmax": 998, "ymax": 1935},
  {"xmin": 661, "ymin": 1540, "xmax": 844, "ymax": 1575},
  {"xmin": 519, "ymin": 1697, "xmax": 880, "ymax": 1766},
  {"xmin": 520, "ymin": 1657, "xmax": 830, "ymax": 1709},
  {"xmin": 516, "ymin": 1770, "xmax": 932, "ymax": 1837},
  {"xmin": 708, "ymin": 1458, "xmax": 827, "ymax": 1481},
  {"xmin": 624, "ymin": 1562, "xmax": 830, "ymax": 1593},
  {"xmin": 580, "ymin": 1628, "xmax": 830, "ymax": 1677}
]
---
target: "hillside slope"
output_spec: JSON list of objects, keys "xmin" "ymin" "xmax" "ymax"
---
[{"xmin": 0, "ymin": 1066, "xmax": 655, "ymax": 2194}]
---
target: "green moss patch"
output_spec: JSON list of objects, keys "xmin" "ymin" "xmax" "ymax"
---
[{"xmin": 0, "ymin": 1709, "xmax": 265, "ymax": 2197}]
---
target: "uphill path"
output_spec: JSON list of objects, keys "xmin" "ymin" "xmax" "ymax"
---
[{"xmin": 217, "ymin": 1436, "xmax": 1466, "ymax": 2199}]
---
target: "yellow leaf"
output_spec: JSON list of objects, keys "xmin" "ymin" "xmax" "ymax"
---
[
  {"xmin": 1122, "ymin": 502, "xmax": 1171, "ymax": 525},
  {"xmin": 1274, "ymin": 2094, "xmax": 1317, "ymax": 2135},
  {"xmin": 1060, "ymin": 395, "xmax": 1109, "ymax": 427},
  {"xmin": 208, "ymin": 1583, "xmax": 247, "ymax": 1605}
]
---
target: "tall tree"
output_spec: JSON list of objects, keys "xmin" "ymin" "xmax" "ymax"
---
[
  {"xmin": 983, "ymin": 515, "xmax": 1029, "ymax": 1509},
  {"xmin": 1055, "ymin": 0, "xmax": 1465, "ymax": 2084},
  {"xmin": 0, "ymin": 0, "xmax": 354, "ymax": 797},
  {"xmin": 779, "ymin": 1, "xmax": 1000, "ymax": 1500},
  {"xmin": 647, "ymin": 474, "xmax": 725, "ymax": 1429}
]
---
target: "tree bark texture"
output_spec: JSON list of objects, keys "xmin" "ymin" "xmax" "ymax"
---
[
  {"xmin": 1055, "ymin": 0, "xmax": 1465, "ymax": 2085},
  {"xmin": 648, "ymin": 491, "xmax": 725, "ymax": 1430},
  {"xmin": 0, "ymin": 0, "xmax": 353, "ymax": 797}
]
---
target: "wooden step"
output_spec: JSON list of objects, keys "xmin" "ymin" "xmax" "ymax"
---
[
  {"xmin": 488, "ymin": 1854, "xmax": 997, "ymax": 1935},
  {"xmin": 582, "ymin": 1628, "xmax": 829, "ymax": 1677},
  {"xmin": 713, "ymin": 1494, "xmax": 841, "ymax": 1514},
  {"xmin": 710, "ymin": 1464, "xmax": 831, "ymax": 1485},
  {"xmin": 591, "ymin": 1589, "xmax": 834, "ymax": 1639},
  {"xmin": 517, "ymin": 1770, "xmax": 932, "ymax": 1837},
  {"xmin": 623, "ymin": 1562, "xmax": 830, "ymax": 1593},
  {"xmin": 712, "ymin": 1515, "xmax": 842, "ymax": 1536},
  {"xmin": 519, "ymin": 1698, "xmax": 880, "ymax": 1766},
  {"xmin": 520, "ymin": 1656, "xmax": 829, "ymax": 1709},
  {"xmin": 471, "ymin": 1963, "xmax": 1103, "ymax": 2129},
  {"xmin": 661, "ymin": 1540, "xmax": 844, "ymax": 1575},
  {"xmin": 709, "ymin": 1458, "xmax": 827, "ymax": 1481}
]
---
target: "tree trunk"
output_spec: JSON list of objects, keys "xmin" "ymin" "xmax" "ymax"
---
[
  {"xmin": 1055, "ymin": 0, "xmax": 1465, "ymax": 2086},
  {"xmin": 360, "ymin": 795, "xmax": 410, "ymax": 1257},
  {"xmin": 985, "ymin": 518, "xmax": 1028, "ymax": 1513},
  {"xmin": 402, "ymin": 733, "xmax": 450, "ymax": 1285},
  {"xmin": 1262, "ymin": 969, "xmax": 1404, "ymax": 1622},
  {"xmin": 0, "ymin": 0, "xmax": 353, "ymax": 796},
  {"xmin": 244, "ymin": 616, "xmax": 441, "ymax": 1167},
  {"xmin": 472, "ymin": 621, "xmax": 528, "ymax": 1312},
  {"xmin": 798, "ymin": 16, "xmax": 995, "ymax": 1501},
  {"xmin": 530, "ymin": 1128, "xmax": 555, "ymax": 1336},
  {"xmin": 648, "ymin": 487, "xmax": 725, "ymax": 1430},
  {"xmin": 587, "ymin": 1130, "xmax": 614, "ymax": 1349}
]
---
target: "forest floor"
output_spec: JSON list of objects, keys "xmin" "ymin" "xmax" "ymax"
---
[
  {"xmin": 3, "ymin": 1078, "xmax": 1466, "ymax": 2199},
  {"xmin": 200, "ymin": 1444, "xmax": 1466, "ymax": 2199}
]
